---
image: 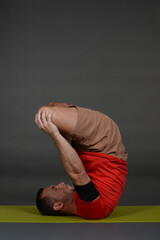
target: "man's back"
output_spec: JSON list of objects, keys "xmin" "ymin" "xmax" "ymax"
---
[{"xmin": 68, "ymin": 105, "xmax": 128, "ymax": 161}]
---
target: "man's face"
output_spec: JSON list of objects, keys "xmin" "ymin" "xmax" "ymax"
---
[{"xmin": 41, "ymin": 182, "xmax": 75, "ymax": 203}]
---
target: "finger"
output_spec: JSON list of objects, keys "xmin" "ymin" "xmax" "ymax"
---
[
  {"xmin": 35, "ymin": 112, "xmax": 40, "ymax": 126},
  {"xmin": 41, "ymin": 110, "xmax": 47, "ymax": 125},
  {"xmin": 47, "ymin": 112, "xmax": 52, "ymax": 124},
  {"xmin": 35, "ymin": 108, "xmax": 41, "ymax": 124},
  {"xmin": 35, "ymin": 112, "xmax": 38, "ymax": 124},
  {"xmin": 35, "ymin": 106, "xmax": 44, "ymax": 123},
  {"xmin": 37, "ymin": 110, "xmax": 43, "ymax": 129}
]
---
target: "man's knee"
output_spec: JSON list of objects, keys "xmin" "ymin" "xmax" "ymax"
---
[
  {"xmin": 39, "ymin": 105, "xmax": 77, "ymax": 134},
  {"xmin": 36, "ymin": 103, "xmax": 77, "ymax": 134}
]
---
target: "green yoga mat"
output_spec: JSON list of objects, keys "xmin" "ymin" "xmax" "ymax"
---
[{"xmin": 0, "ymin": 205, "xmax": 160, "ymax": 223}]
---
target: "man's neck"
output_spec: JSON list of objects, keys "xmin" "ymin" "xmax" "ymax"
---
[{"xmin": 62, "ymin": 195, "xmax": 77, "ymax": 216}]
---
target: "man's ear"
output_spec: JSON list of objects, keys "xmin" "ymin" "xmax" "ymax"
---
[{"xmin": 53, "ymin": 202, "xmax": 64, "ymax": 211}]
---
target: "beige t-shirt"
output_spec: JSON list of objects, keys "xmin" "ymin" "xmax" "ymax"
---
[{"xmin": 69, "ymin": 105, "xmax": 128, "ymax": 161}]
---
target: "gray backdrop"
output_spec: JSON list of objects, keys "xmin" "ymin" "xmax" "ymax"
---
[{"xmin": 0, "ymin": 0, "xmax": 160, "ymax": 205}]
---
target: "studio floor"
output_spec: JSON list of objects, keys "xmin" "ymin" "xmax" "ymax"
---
[
  {"xmin": 0, "ymin": 223, "xmax": 160, "ymax": 240},
  {"xmin": 0, "ymin": 205, "xmax": 160, "ymax": 240}
]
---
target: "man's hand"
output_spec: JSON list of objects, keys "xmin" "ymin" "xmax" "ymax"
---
[{"xmin": 35, "ymin": 109, "xmax": 60, "ymax": 138}]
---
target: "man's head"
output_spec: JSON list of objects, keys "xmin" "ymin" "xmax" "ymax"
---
[{"xmin": 36, "ymin": 182, "xmax": 76, "ymax": 216}]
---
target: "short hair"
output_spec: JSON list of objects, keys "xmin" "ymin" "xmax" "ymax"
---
[{"xmin": 36, "ymin": 188, "xmax": 64, "ymax": 216}]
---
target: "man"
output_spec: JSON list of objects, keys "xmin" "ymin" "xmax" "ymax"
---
[{"xmin": 35, "ymin": 102, "xmax": 128, "ymax": 219}]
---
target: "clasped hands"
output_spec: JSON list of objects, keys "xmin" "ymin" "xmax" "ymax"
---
[{"xmin": 35, "ymin": 107, "xmax": 60, "ymax": 138}]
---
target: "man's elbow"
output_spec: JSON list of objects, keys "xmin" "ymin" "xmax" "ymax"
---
[{"xmin": 70, "ymin": 171, "xmax": 90, "ymax": 186}]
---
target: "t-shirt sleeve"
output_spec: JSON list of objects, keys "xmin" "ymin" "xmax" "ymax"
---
[{"xmin": 74, "ymin": 191, "xmax": 111, "ymax": 219}]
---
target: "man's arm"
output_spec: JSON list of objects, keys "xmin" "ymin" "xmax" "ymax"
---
[
  {"xmin": 52, "ymin": 133, "xmax": 90, "ymax": 185},
  {"xmin": 35, "ymin": 109, "xmax": 90, "ymax": 186}
]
